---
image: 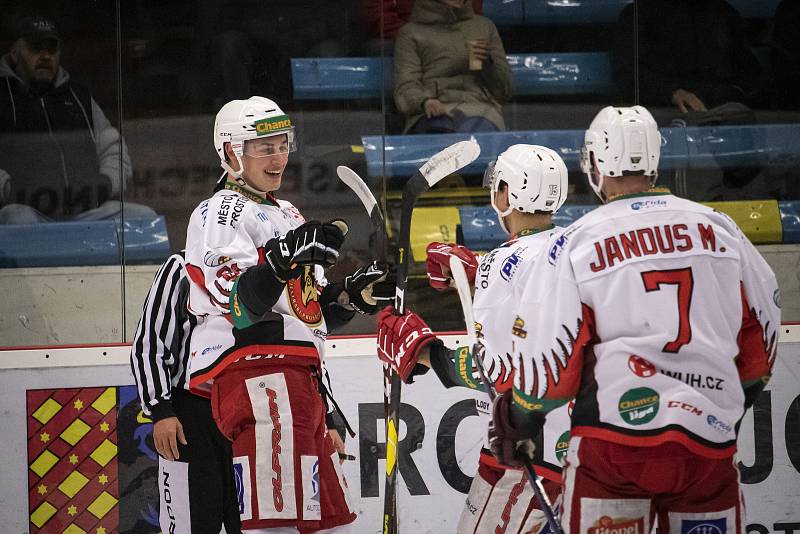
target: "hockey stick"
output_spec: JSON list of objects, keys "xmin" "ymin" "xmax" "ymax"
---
[
  {"xmin": 449, "ymin": 256, "xmax": 564, "ymax": 534},
  {"xmin": 336, "ymin": 166, "xmax": 388, "ymax": 263},
  {"xmin": 383, "ymin": 139, "xmax": 481, "ymax": 534},
  {"xmin": 336, "ymin": 165, "xmax": 395, "ymax": 487}
]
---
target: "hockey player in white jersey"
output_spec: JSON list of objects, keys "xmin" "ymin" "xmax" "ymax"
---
[
  {"xmin": 375, "ymin": 144, "xmax": 571, "ymax": 533},
  {"xmin": 184, "ymin": 96, "xmax": 394, "ymax": 533},
  {"xmin": 489, "ymin": 106, "xmax": 780, "ymax": 534}
]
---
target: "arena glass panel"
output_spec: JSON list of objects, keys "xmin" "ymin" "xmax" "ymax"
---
[{"xmin": 0, "ymin": 2, "xmax": 127, "ymax": 348}]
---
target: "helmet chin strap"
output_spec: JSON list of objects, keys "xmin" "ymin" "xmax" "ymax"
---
[
  {"xmin": 220, "ymin": 157, "xmax": 268, "ymax": 198},
  {"xmin": 490, "ymin": 187, "xmax": 513, "ymax": 235},
  {"xmin": 587, "ymin": 170, "xmax": 607, "ymax": 203}
]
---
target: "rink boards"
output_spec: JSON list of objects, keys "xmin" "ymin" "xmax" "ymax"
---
[{"xmin": 0, "ymin": 329, "xmax": 798, "ymax": 534}]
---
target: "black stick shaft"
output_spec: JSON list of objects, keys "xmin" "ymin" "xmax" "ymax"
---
[{"xmin": 383, "ymin": 172, "xmax": 426, "ymax": 534}]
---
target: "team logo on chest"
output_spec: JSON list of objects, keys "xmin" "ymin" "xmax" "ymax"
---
[{"xmin": 286, "ymin": 266, "xmax": 322, "ymax": 326}]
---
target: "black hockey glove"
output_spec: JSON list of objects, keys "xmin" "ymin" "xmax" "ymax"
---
[
  {"xmin": 488, "ymin": 389, "xmax": 542, "ymax": 468},
  {"xmin": 343, "ymin": 261, "xmax": 396, "ymax": 314},
  {"xmin": 265, "ymin": 220, "xmax": 348, "ymax": 281}
]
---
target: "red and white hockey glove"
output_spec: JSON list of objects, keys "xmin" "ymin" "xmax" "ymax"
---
[
  {"xmin": 425, "ymin": 242, "xmax": 478, "ymax": 291},
  {"xmin": 376, "ymin": 306, "xmax": 438, "ymax": 382},
  {"xmin": 488, "ymin": 389, "xmax": 541, "ymax": 468}
]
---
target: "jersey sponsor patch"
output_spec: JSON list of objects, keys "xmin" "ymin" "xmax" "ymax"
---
[
  {"xmin": 627, "ymin": 355, "xmax": 656, "ymax": 378},
  {"xmin": 500, "ymin": 252, "xmax": 523, "ymax": 282},
  {"xmin": 246, "ymin": 374, "xmax": 296, "ymax": 520},
  {"xmin": 579, "ymin": 498, "xmax": 650, "ymax": 534},
  {"xmin": 233, "ymin": 456, "xmax": 253, "ymax": 521},
  {"xmin": 618, "ymin": 387, "xmax": 660, "ymax": 425},
  {"xmin": 630, "ymin": 199, "xmax": 668, "ymax": 211},
  {"xmin": 555, "ymin": 431, "xmax": 570, "ymax": 463},
  {"xmin": 301, "ymin": 455, "xmax": 322, "ymax": 520},
  {"xmin": 216, "ymin": 193, "xmax": 248, "ymax": 228},
  {"xmin": 668, "ymin": 508, "xmax": 735, "ymax": 534},
  {"xmin": 667, "ymin": 400, "xmax": 703, "ymax": 416},
  {"xmin": 706, "ymin": 414, "xmax": 733, "ymax": 436},
  {"xmin": 548, "ymin": 225, "xmax": 578, "ymax": 266}
]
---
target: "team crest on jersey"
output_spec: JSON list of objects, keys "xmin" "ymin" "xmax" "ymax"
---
[{"xmin": 286, "ymin": 266, "xmax": 322, "ymax": 326}]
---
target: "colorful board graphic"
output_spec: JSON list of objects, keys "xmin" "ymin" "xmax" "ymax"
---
[{"xmin": 27, "ymin": 386, "xmax": 160, "ymax": 534}]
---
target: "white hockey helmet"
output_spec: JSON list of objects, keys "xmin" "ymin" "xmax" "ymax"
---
[
  {"xmin": 483, "ymin": 144, "xmax": 568, "ymax": 234},
  {"xmin": 580, "ymin": 105, "xmax": 661, "ymax": 201},
  {"xmin": 213, "ymin": 96, "xmax": 297, "ymax": 186}
]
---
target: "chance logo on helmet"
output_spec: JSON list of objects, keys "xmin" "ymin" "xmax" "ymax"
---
[{"xmin": 255, "ymin": 115, "xmax": 293, "ymax": 136}]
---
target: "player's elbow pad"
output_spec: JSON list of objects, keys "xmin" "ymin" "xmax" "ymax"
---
[{"xmin": 236, "ymin": 264, "xmax": 285, "ymax": 319}]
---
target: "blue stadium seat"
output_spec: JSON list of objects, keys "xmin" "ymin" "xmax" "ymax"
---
[
  {"xmin": 522, "ymin": 0, "xmax": 631, "ymax": 25},
  {"xmin": 459, "ymin": 204, "xmax": 596, "ymax": 250},
  {"xmin": 291, "ymin": 57, "xmax": 392, "ymax": 100},
  {"xmin": 460, "ymin": 201, "xmax": 800, "ymax": 250},
  {"xmin": 0, "ymin": 216, "xmax": 170, "ymax": 268},
  {"xmin": 291, "ymin": 53, "xmax": 613, "ymax": 100},
  {"xmin": 482, "ymin": 0, "xmax": 778, "ymax": 25},
  {"xmin": 361, "ymin": 124, "xmax": 800, "ymax": 178},
  {"xmin": 779, "ymin": 201, "xmax": 800, "ymax": 244},
  {"xmin": 506, "ymin": 53, "xmax": 612, "ymax": 95},
  {"xmin": 481, "ymin": 0, "xmax": 524, "ymax": 25}
]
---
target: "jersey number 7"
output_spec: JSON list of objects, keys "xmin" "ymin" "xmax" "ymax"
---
[{"xmin": 641, "ymin": 267, "xmax": 694, "ymax": 353}]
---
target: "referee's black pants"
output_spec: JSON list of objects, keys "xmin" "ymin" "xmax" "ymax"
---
[{"xmin": 158, "ymin": 389, "xmax": 242, "ymax": 534}]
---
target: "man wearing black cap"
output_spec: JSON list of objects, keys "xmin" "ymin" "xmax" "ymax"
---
[{"xmin": 0, "ymin": 15, "xmax": 151, "ymax": 223}]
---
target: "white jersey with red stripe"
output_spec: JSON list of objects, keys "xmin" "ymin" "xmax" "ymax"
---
[
  {"xmin": 185, "ymin": 183, "xmax": 328, "ymax": 394},
  {"xmin": 513, "ymin": 191, "xmax": 780, "ymax": 458},
  {"xmin": 471, "ymin": 227, "xmax": 571, "ymax": 481}
]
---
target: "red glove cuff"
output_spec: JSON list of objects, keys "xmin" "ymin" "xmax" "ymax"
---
[
  {"xmin": 376, "ymin": 306, "xmax": 439, "ymax": 382},
  {"xmin": 425, "ymin": 242, "xmax": 478, "ymax": 291}
]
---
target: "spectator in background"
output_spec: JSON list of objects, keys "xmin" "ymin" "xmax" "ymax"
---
[
  {"xmin": 208, "ymin": 0, "xmax": 349, "ymax": 106},
  {"xmin": 393, "ymin": 0, "xmax": 512, "ymax": 134},
  {"xmin": 0, "ymin": 16, "xmax": 152, "ymax": 223},
  {"xmin": 356, "ymin": 0, "xmax": 482, "ymax": 54},
  {"xmin": 771, "ymin": 0, "xmax": 800, "ymax": 110},
  {"xmin": 612, "ymin": 0, "xmax": 762, "ymax": 113}
]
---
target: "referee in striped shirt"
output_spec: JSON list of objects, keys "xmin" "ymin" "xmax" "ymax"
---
[{"xmin": 130, "ymin": 253, "xmax": 241, "ymax": 534}]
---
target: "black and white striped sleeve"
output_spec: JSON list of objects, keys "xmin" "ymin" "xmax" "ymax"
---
[{"xmin": 129, "ymin": 254, "xmax": 196, "ymax": 422}]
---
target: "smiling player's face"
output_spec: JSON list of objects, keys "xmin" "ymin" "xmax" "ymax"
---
[{"xmin": 226, "ymin": 135, "xmax": 290, "ymax": 192}]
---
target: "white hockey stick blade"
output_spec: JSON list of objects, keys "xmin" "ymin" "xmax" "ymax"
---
[
  {"xmin": 449, "ymin": 256, "xmax": 477, "ymax": 346},
  {"xmin": 418, "ymin": 138, "xmax": 481, "ymax": 187},
  {"xmin": 336, "ymin": 166, "xmax": 378, "ymax": 214}
]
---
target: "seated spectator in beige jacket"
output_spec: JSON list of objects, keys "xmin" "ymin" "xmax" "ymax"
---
[{"xmin": 393, "ymin": 0, "xmax": 512, "ymax": 134}]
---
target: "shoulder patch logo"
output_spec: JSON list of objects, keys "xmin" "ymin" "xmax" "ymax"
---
[{"xmin": 286, "ymin": 266, "xmax": 322, "ymax": 326}]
